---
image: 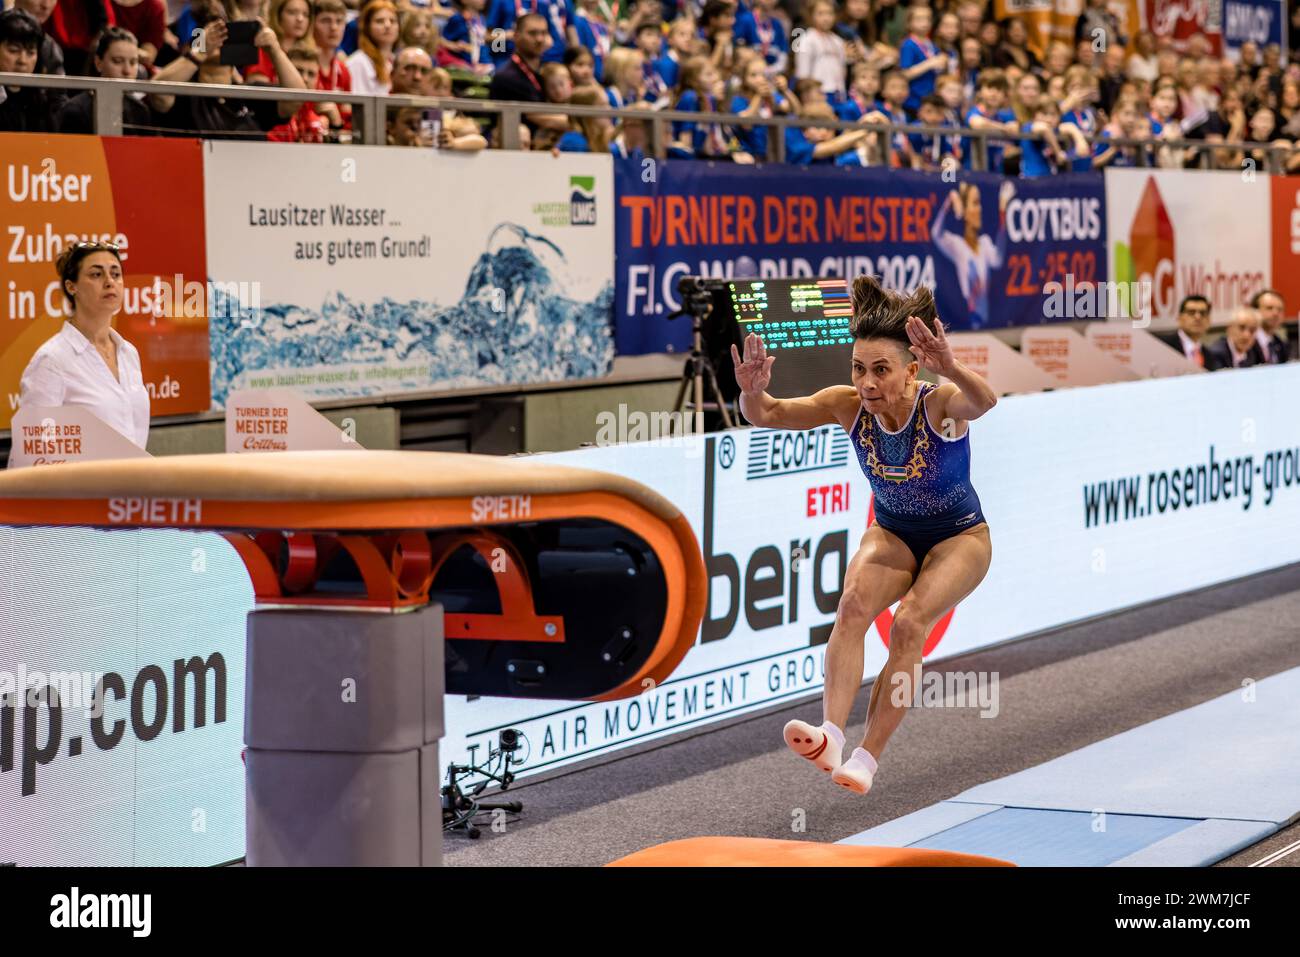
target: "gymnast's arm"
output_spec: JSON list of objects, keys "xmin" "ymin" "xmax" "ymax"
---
[
  {"xmin": 933, "ymin": 368, "xmax": 997, "ymax": 422},
  {"xmin": 731, "ymin": 332, "xmax": 859, "ymax": 430}
]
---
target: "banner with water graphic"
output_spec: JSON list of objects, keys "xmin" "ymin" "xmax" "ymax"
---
[{"xmin": 203, "ymin": 143, "xmax": 615, "ymax": 408}]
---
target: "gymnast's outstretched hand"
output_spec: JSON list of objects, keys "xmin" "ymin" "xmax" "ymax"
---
[
  {"xmin": 731, "ymin": 331, "xmax": 776, "ymax": 395},
  {"xmin": 906, "ymin": 315, "xmax": 956, "ymax": 376}
]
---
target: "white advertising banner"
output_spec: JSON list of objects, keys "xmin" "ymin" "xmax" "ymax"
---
[
  {"xmin": 0, "ymin": 527, "xmax": 250, "ymax": 866},
  {"xmin": 1106, "ymin": 169, "xmax": 1271, "ymax": 328},
  {"xmin": 443, "ymin": 363, "xmax": 1300, "ymax": 776},
  {"xmin": 202, "ymin": 143, "xmax": 615, "ymax": 408}
]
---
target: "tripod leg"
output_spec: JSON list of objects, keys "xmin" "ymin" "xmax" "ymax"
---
[
  {"xmin": 700, "ymin": 354, "xmax": 736, "ymax": 429},
  {"xmin": 672, "ymin": 360, "xmax": 693, "ymax": 417},
  {"xmin": 692, "ymin": 323, "xmax": 709, "ymax": 434}
]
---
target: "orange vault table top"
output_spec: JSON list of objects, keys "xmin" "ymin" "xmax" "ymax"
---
[{"xmin": 0, "ymin": 450, "xmax": 708, "ymax": 702}]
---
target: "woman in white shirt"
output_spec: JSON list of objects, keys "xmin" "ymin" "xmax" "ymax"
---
[
  {"xmin": 346, "ymin": 0, "xmax": 400, "ymax": 95},
  {"xmin": 1126, "ymin": 31, "xmax": 1159, "ymax": 85},
  {"xmin": 794, "ymin": 0, "xmax": 848, "ymax": 101},
  {"xmin": 18, "ymin": 242, "xmax": 150, "ymax": 449}
]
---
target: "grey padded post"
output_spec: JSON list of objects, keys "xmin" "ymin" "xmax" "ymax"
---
[{"xmin": 244, "ymin": 602, "xmax": 445, "ymax": 866}]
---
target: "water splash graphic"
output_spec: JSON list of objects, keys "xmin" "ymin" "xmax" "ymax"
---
[{"xmin": 208, "ymin": 222, "xmax": 614, "ymax": 406}]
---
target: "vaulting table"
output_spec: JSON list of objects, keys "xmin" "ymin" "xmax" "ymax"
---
[{"xmin": 0, "ymin": 450, "xmax": 707, "ymax": 866}]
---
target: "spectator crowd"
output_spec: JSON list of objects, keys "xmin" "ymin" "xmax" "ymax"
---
[{"xmin": 2, "ymin": 0, "xmax": 1300, "ymax": 169}]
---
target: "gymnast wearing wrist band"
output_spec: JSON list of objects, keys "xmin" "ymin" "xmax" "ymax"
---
[{"xmin": 17, "ymin": 243, "xmax": 151, "ymax": 450}]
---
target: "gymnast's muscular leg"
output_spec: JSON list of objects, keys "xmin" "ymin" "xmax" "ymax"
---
[{"xmin": 783, "ymin": 523, "xmax": 915, "ymax": 773}]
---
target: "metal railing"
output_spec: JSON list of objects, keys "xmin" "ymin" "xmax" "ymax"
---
[{"xmin": 1, "ymin": 71, "xmax": 1293, "ymax": 172}]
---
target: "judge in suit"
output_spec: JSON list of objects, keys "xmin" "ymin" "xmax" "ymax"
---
[
  {"xmin": 1250, "ymin": 289, "xmax": 1293, "ymax": 363},
  {"xmin": 1203, "ymin": 306, "xmax": 1267, "ymax": 371},
  {"xmin": 1153, "ymin": 294, "xmax": 1212, "ymax": 367}
]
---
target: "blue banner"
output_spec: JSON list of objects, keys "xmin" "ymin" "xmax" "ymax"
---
[
  {"xmin": 614, "ymin": 159, "xmax": 1106, "ymax": 355},
  {"xmin": 1222, "ymin": 1, "xmax": 1286, "ymax": 57}
]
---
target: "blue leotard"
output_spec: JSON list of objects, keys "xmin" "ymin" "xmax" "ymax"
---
[{"xmin": 850, "ymin": 380, "xmax": 986, "ymax": 565}]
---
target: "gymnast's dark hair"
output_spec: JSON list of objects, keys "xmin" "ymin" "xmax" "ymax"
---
[{"xmin": 848, "ymin": 275, "xmax": 938, "ymax": 364}]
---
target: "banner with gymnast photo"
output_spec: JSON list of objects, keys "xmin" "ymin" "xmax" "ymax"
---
[
  {"xmin": 203, "ymin": 143, "xmax": 615, "ymax": 408},
  {"xmin": 613, "ymin": 159, "xmax": 1107, "ymax": 355}
]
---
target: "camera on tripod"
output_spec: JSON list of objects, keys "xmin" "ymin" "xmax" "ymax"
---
[
  {"xmin": 668, "ymin": 275, "xmax": 736, "ymax": 432},
  {"xmin": 676, "ymin": 275, "xmax": 725, "ymax": 307}
]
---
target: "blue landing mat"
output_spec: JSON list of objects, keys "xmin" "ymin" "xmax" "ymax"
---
[{"xmin": 838, "ymin": 667, "xmax": 1300, "ymax": 865}]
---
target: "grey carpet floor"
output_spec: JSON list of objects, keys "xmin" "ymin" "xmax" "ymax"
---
[{"xmin": 444, "ymin": 562, "xmax": 1300, "ymax": 866}]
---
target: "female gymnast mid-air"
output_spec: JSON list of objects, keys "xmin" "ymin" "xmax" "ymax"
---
[{"xmin": 730, "ymin": 275, "xmax": 998, "ymax": 794}]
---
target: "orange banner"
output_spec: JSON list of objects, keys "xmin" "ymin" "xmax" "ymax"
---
[
  {"xmin": 993, "ymin": 1, "xmax": 1142, "ymax": 59},
  {"xmin": 1, "ymin": 134, "xmax": 209, "ymax": 430},
  {"xmin": 1270, "ymin": 178, "xmax": 1300, "ymax": 321}
]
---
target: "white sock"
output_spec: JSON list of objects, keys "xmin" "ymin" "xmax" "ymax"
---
[
  {"xmin": 821, "ymin": 720, "xmax": 845, "ymax": 750},
  {"xmin": 849, "ymin": 747, "xmax": 878, "ymax": 775}
]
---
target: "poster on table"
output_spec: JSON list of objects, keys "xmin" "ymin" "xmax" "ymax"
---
[
  {"xmin": 202, "ymin": 143, "xmax": 615, "ymax": 409},
  {"xmin": 0, "ymin": 134, "xmax": 209, "ymax": 431},
  {"xmin": 7, "ymin": 405, "xmax": 153, "ymax": 468},
  {"xmin": 223, "ymin": 388, "xmax": 365, "ymax": 453},
  {"xmin": 615, "ymin": 159, "xmax": 1105, "ymax": 354}
]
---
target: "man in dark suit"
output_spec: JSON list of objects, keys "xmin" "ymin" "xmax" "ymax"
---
[
  {"xmin": 1250, "ymin": 289, "xmax": 1292, "ymax": 363},
  {"xmin": 1204, "ymin": 306, "xmax": 1267, "ymax": 371},
  {"xmin": 1153, "ymin": 295, "xmax": 1212, "ymax": 366}
]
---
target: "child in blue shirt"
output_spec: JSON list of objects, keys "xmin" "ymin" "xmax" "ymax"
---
[
  {"xmin": 633, "ymin": 21, "xmax": 669, "ymax": 103},
  {"xmin": 672, "ymin": 56, "xmax": 730, "ymax": 158},
  {"xmin": 908, "ymin": 94, "xmax": 961, "ymax": 170},
  {"xmin": 442, "ymin": 0, "xmax": 492, "ymax": 70},
  {"xmin": 897, "ymin": 5, "xmax": 946, "ymax": 115},
  {"xmin": 963, "ymin": 68, "xmax": 1017, "ymax": 172},
  {"xmin": 1060, "ymin": 65, "xmax": 1100, "ymax": 137},
  {"xmin": 877, "ymin": 69, "xmax": 914, "ymax": 166},
  {"xmin": 571, "ymin": 0, "xmax": 612, "ymax": 80},
  {"xmin": 734, "ymin": 0, "xmax": 788, "ymax": 75},
  {"xmin": 1020, "ymin": 100, "xmax": 1070, "ymax": 177},
  {"xmin": 1091, "ymin": 100, "xmax": 1141, "ymax": 168},
  {"xmin": 655, "ymin": 16, "xmax": 695, "ymax": 90},
  {"xmin": 836, "ymin": 62, "xmax": 881, "ymax": 122},
  {"xmin": 729, "ymin": 55, "xmax": 791, "ymax": 159},
  {"xmin": 785, "ymin": 102, "xmax": 871, "ymax": 165}
]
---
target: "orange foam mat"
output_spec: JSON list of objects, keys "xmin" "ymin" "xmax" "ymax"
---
[{"xmin": 606, "ymin": 837, "xmax": 1015, "ymax": 867}]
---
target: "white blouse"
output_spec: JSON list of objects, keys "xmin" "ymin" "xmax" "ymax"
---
[
  {"xmin": 794, "ymin": 29, "xmax": 848, "ymax": 98},
  {"xmin": 19, "ymin": 321, "xmax": 151, "ymax": 449},
  {"xmin": 345, "ymin": 50, "xmax": 392, "ymax": 95}
]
